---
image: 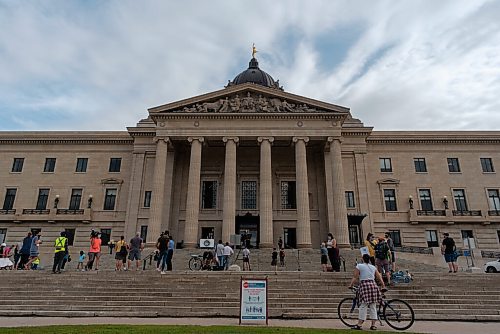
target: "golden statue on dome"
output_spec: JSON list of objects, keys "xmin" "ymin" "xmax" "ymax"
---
[{"xmin": 252, "ymin": 43, "xmax": 258, "ymax": 58}]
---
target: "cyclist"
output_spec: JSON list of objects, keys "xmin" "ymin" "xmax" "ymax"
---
[{"xmin": 348, "ymin": 254, "xmax": 386, "ymax": 331}]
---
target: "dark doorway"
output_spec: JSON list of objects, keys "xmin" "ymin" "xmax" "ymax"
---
[
  {"xmin": 236, "ymin": 214, "xmax": 259, "ymax": 248},
  {"xmin": 283, "ymin": 228, "xmax": 297, "ymax": 249},
  {"xmin": 347, "ymin": 214, "xmax": 367, "ymax": 247}
]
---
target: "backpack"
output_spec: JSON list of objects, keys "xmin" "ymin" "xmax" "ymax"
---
[{"xmin": 375, "ymin": 240, "xmax": 389, "ymax": 260}]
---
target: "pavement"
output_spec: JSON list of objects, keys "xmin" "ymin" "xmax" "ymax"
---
[{"xmin": 0, "ymin": 317, "xmax": 498, "ymax": 333}]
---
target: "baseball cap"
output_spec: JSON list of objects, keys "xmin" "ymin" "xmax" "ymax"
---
[{"xmin": 443, "ymin": 232, "xmax": 449, "ymax": 237}]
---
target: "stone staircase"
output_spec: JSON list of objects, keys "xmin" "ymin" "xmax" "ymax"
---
[{"xmin": 1, "ymin": 269, "xmax": 499, "ymax": 321}]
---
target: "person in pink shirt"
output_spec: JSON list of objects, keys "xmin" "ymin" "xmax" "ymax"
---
[{"xmin": 85, "ymin": 231, "xmax": 102, "ymax": 271}]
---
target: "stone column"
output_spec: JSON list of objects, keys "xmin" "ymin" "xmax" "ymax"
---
[
  {"xmin": 258, "ymin": 136, "xmax": 274, "ymax": 248},
  {"xmin": 184, "ymin": 137, "xmax": 204, "ymax": 248},
  {"xmin": 328, "ymin": 136, "xmax": 350, "ymax": 247},
  {"xmin": 293, "ymin": 136, "xmax": 312, "ymax": 248},
  {"xmin": 147, "ymin": 137, "xmax": 169, "ymax": 244},
  {"xmin": 222, "ymin": 137, "xmax": 239, "ymax": 243},
  {"xmin": 125, "ymin": 150, "xmax": 146, "ymax": 241}
]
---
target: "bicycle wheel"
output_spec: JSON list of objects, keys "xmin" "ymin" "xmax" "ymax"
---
[
  {"xmin": 383, "ymin": 298, "xmax": 415, "ymax": 331},
  {"xmin": 188, "ymin": 257, "xmax": 202, "ymax": 271},
  {"xmin": 337, "ymin": 297, "xmax": 358, "ymax": 328}
]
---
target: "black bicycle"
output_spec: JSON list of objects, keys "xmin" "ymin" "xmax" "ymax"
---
[{"xmin": 337, "ymin": 286, "xmax": 415, "ymax": 331}]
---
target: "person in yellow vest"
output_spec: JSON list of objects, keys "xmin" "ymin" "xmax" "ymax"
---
[
  {"xmin": 52, "ymin": 231, "xmax": 68, "ymax": 274},
  {"xmin": 364, "ymin": 233, "xmax": 378, "ymax": 266}
]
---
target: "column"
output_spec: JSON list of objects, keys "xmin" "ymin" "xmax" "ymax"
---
[
  {"xmin": 125, "ymin": 150, "xmax": 146, "ymax": 241},
  {"xmin": 222, "ymin": 137, "xmax": 238, "ymax": 243},
  {"xmin": 293, "ymin": 136, "xmax": 312, "ymax": 248},
  {"xmin": 147, "ymin": 137, "xmax": 169, "ymax": 244},
  {"xmin": 258, "ymin": 136, "xmax": 274, "ymax": 248},
  {"xmin": 328, "ymin": 136, "xmax": 350, "ymax": 247},
  {"xmin": 183, "ymin": 137, "xmax": 204, "ymax": 248}
]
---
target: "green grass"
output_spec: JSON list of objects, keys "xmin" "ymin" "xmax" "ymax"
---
[{"xmin": 0, "ymin": 325, "xmax": 397, "ymax": 334}]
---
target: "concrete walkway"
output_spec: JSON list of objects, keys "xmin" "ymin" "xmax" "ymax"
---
[{"xmin": 0, "ymin": 317, "xmax": 497, "ymax": 334}]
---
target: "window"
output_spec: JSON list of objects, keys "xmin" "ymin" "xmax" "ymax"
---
[
  {"xmin": 76, "ymin": 158, "xmax": 88, "ymax": 172},
  {"xmin": 100, "ymin": 228, "xmax": 111, "ymax": 246},
  {"xmin": 143, "ymin": 191, "xmax": 152, "ymax": 208},
  {"xmin": 36, "ymin": 189, "xmax": 50, "ymax": 210},
  {"xmin": 414, "ymin": 158, "xmax": 427, "ymax": 173},
  {"xmin": 65, "ymin": 228, "xmax": 76, "ymax": 246},
  {"xmin": 461, "ymin": 230, "xmax": 474, "ymax": 243},
  {"xmin": 280, "ymin": 181, "xmax": 297, "ymax": 209},
  {"xmin": 345, "ymin": 191, "xmax": 355, "ymax": 208},
  {"xmin": 0, "ymin": 228, "xmax": 6, "ymax": 243},
  {"xmin": 69, "ymin": 189, "xmax": 82, "ymax": 210},
  {"xmin": 384, "ymin": 189, "xmax": 397, "ymax": 211},
  {"xmin": 201, "ymin": 227, "xmax": 214, "ymax": 239},
  {"xmin": 201, "ymin": 181, "xmax": 217, "ymax": 209},
  {"xmin": 453, "ymin": 189, "xmax": 468, "ymax": 211},
  {"xmin": 447, "ymin": 158, "xmax": 460, "ymax": 172},
  {"xmin": 488, "ymin": 189, "xmax": 500, "ymax": 211},
  {"xmin": 43, "ymin": 158, "xmax": 56, "ymax": 173},
  {"xmin": 103, "ymin": 189, "xmax": 117, "ymax": 210},
  {"xmin": 419, "ymin": 189, "xmax": 433, "ymax": 211},
  {"xmin": 388, "ymin": 230, "xmax": 402, "ymax": 247},
  {"xmin": 379, "ymin": 158, "xmax": 392, "ymax": 172},
  {"xmin": 426, "ymin": 230, "xmax": 439, "ymax": 247},
  {"xmin": 109, "ymin": 158, "xmax": 122, "ymax": 172},
  {"xmin": 241, "ymin": 181, "xmax": 257, "ymax": 210},
  {"xmin": 480, "ymin": 158, "xmax": 494, "ymax": 173},
  {"xmin": 11, "ymin": 158, "xmax": 24, "ymax": 172},
  {"xmin": 2, "ymin": 189, "xmax": 16, "ymax": 210},
  {"xmin": 140, "ymin": 225, "xmax": 148, "ymax": 242}
]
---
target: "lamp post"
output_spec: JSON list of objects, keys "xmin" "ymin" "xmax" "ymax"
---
[
  {"xmin": 54, "ymin": 195, "xmax": 60, "ymax": 209},
  {"xmin": 408, "ymin": 195, "xmax": 414, "ymax": 209},
  {"xmin": 443, "ymin": 196, "xmax": 449, "ymax": 210},
  {"xmin": 87, "ymin": 195, "xmax": 93, "ymax": 209}
]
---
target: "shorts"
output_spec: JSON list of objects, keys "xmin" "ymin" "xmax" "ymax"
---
[
  {"xmin": 243, "ymin": 257, "xmax": 249, "ymax": 263},
  {"xmin": 271, "ymin": 259, "xmax": 277, "ymax": 266},
  {"xmin": 115, "ymin": 253, "xmax": 126, "ymax": 261},
  {"xmin": 391, "ymin": 251, "xmax": 396, "ymax": 263},
  {"xmin": 444, "ymin": 253, "xmax": 456, "ymax": 263},
  {"xmin": 128, "ymin": 249, "xmax": 141, "ymax": 261},
  {"xmin": 321, "ymin": 254, "xmax": 328, "ymax": 265},
  {"xmin": 376, "ymin": 258, "xmax": 390, "ymax": 273}
]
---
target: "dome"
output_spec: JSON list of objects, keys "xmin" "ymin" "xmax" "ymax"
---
[{"xmin": 227, "ymin": 57, "xmax": 282, "ymax": 90}]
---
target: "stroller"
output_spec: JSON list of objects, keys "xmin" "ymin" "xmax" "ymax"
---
[{"xmin": 0, "ymin": 244, "xmax": 14, "ymax": 270}]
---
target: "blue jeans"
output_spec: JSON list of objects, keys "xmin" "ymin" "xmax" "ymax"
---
[
  {"xmin": 159, "ymin": 250, "xmax": 168, "ymax": 271},
  {"xmin": 223, "ymin": 255, "xmax": 229, "ymax": 270},
  {"xmin": 217, "ymin": 255, "xmax": 224, "ymax": 269}
]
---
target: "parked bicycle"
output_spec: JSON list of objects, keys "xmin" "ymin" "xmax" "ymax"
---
[
  {"xmin": 337, "ymin": 286, "xmax": 415, "ymax": 331},
  {"xmin": 188, "ymin": 251, "xmax": 220, "ymax": 271}
]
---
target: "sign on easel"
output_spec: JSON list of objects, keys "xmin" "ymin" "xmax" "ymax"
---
[{"xmin": 239, "ymin": 278, "xmax": 268, "ymax": 325}]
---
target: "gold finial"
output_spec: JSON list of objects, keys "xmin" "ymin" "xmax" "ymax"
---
[{"xmin": 252, "ymin": 43, "xmax": 258, "ymax": 58}]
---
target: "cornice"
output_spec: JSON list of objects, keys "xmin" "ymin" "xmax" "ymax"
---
[
  {"xmin": 0, "ymin": 131, "xmax": 133, "ymax": 145},
  {"xmin": 151, "ymin": 113, "xmax": 347, "ymax": 121},
  {"xmin": 367, "ymin": 131, "xmax": 500, "ymax": 145}
]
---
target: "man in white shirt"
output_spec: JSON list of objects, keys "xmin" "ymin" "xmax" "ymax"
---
[
  {"xmin": 215, "ymin": 240, "xmax": 225, "ymax": 270},
  {"xmin": 222, "ymin": 242, "xmax": 234, "ymax": 270},
  {"xmin": 242, "ymin": 246, "xmax": 250, "ymax": 271}
]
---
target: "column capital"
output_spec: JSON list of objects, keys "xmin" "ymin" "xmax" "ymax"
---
[
  {"xmin": 187, "ymin": 136, "xmax": 204, "ymax": 143},
  {"xmin": 153, "ymin": 136, "xmax": 170, "ymax": 144},
  {"xmin": 292, "ymin": 136, "xmax": 309, "ymax": 144},
  {"xmin": 257, "ymin": 136, "xmax": 275, "ymax": 144},
  {"xmin": 222, "ymin": 136, "xmax": 239, "ymax": 144},
  {"xmin": 327, "ymin": 136, "xmax": 343, "ymax": 144}
]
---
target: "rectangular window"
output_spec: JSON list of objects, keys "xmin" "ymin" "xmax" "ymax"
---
[
  {"xmin": 453, "ymin": 189, "xmax": 468, "ymax": 211},
  {"xmin": 140, "ymin": 225, "xmax": 148, "ymax": 242},
  {"xmin": 388, "ymin": 230, "xmax": 402, "ymax": 247},
  {"xmin": 345, "ymin": 191, "xmax": 355, "ymax": 208},
  {"xmin": 109, "ymin": 158, "xmax": 122, "ymax": 172},
  {"xmin": 76, "ymin": 158, "xmax": 88, "ymax": 173},
  {"xmin": 43, "ymin": 158, "xmax": 56, "ymax": 173},
  {"xmin": 480, "ymin": 158, "xmax": 495, "ymax": 173},
  {"xmin": 69, "ymin": 189, "xmax": 82, "ymax": 210},
  {"xmin": 280, "ymin": 181, "xmax": 297, "ymax": 209},
  {"xmin": 447, "ymin": 158, "xmax": 461, "ymax": 172},
  {"xmin": 65, "ymin": 228, "xmax": 76, "ymax": 246},
  {"xmin": 426, "ymin": 230, "xmax": 439, "ymax": 247},
  {"xmin": 0, "ymin": 228, "xmax": 6, "ymax": 243},
  {"xmin": 241, "ymin": 181, "xmax": 257, "ymax": 210},
  {"xmin": 414, "ymin": 158, "xmax": 427, "ymax": 173},
  {"xmin": 36, "ymin": 189, "xmax": 50, "ymax": 210},
  {"xmin": 379, "ymin": 158, "xmax": 392, "ymax": 172},
  {"xmin": 488, "ymin": 189, "xmax": 500, "ymax": 211},
  {"xmin": 103, "ymin": 189, "xmax": 117, "ymax": 210},
  {"xmin": 143, "ymin": 191, "xmax": 152, "ymax": 208},
  {"xmin": 100, "ymin": 228, "xmax": 111, "ymax": 246},
  {"xmin": 12, "ymin": 158, "xmax": 24, "ymax": 172},
  {"xmin": 2, "ymin": 189, "xmax": 17, "ymax": 210},
  {"xmin": 461, "ymin": 230, "xmax": 474, "ymax": 240},
  {"xmin": 384, "ymin": 189, "xmax": 397, "ymax": 211},
  {"xmin": 201, "ymin": 181, "xmax": 218, "ymax": 209},
  {"xmin": 419, "ymin": 189, "xmax": 433, "ymax": 211}
]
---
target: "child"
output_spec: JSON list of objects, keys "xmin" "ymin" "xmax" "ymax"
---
[
  {"xmin": 31, "ymin": 257, "xmax": 40, "ymax": 270},
  {"xmin": 77, "ymin": 251, "xmax": 86, "ymax": 271},
  {"xmin": 271, "ymin": 248, "xmax": 278, "ymax": 271},
  {"xmin": 279, "ymin": 248, "xmax": 285, "ymax": 267},
  {"xmin": 320, "ymin": 242, "xmax": 328, "ymax": 272}
]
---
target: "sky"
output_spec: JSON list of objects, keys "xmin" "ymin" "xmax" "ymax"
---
[{"xmin": 1, "ymin": 0, "xmax": 500, "ymax": 131}]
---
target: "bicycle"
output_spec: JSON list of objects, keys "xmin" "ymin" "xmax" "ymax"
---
[
  {"xmin": 337, "ymin": 286, "xmax": 415, "ymax": 331},
  {"xmin": 188, "ymin": 254, "xmax": 203, "ymax": 271}
]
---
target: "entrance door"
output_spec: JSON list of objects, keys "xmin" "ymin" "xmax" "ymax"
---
[
  {"xmin": 236, "ymin": 215, "xmax": 259, "ymax": 248},
  {"xmin": 348, "ymin": 225, "xmax": 361, "ymax": 246},
  {"xmin": 283, "ymin": 228, "xmax": 296, "ymax": 249}
]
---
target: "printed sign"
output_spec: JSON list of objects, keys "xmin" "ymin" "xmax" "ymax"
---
[
  {"xmin": 360, "ymin": 246, "xmax": 369, "ymax": 256},
  {"xmin": 240, "ymin": 278, "xmax": 268, "ymax": 324}
]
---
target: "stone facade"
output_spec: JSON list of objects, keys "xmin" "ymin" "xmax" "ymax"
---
[{"xmin": 1, "ymin": 81, "xmax": 500, "ymax": 252}]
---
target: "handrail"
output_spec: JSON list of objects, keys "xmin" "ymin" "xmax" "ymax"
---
[{"xmin": 142, "ymin": 250, "xmax": 157, "ymax": 270}]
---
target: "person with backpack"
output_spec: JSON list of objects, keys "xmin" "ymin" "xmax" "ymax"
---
[
  {"xmin": 114, "ymin": 236, "xmax": 128, "ymax": 271},
  {"xmin": 441, "ymin": 233, "xmax": 458, "ymax": 273},
  {"xmin": 374, "ymin": 236, "xmax": 391, "ymax": 285}
]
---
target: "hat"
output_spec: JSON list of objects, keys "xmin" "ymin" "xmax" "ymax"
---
[{"xmin": 443, "ymin": 232, "xmax": 449, "ymax": 237}]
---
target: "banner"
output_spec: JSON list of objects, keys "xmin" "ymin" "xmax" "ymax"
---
[{"xmin": 239, "ymin": 278, "xmax": 268, "ymax": 325}]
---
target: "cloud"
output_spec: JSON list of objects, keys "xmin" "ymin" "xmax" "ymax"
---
[{"xmin": 0, "ymin": 0, "xmax": 499, "ymax": 131}]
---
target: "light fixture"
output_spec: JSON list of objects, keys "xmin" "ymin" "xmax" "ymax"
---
[
  {"xmin": 87, "ymin": 194, "xmax": 93, "ymax": 209},
  {"xmin": 408, "ymin": 195, "xmax": 414, "ymax": 209},
  {"xmin": 443, "ymin": 196, "xmax": 449, "ymax": 210},
  {"xmin": 54, "ymin": 195, "xmax": 60, "ymax": 209}
]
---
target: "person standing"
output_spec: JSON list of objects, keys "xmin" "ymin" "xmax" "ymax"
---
[
  {"xmin": 279, "ymin": 248, "xmax": 286, "ymax": 268},
  {"xmin": 215, "ymin": 240, "xmax": 224, "ymax": 270},
  {"xmin": 52, "ymin": 231, "xmax": 68, "ymax": 274},
  {"xmin": 25, "ymin": 230, "xmax": 42, "ymax": 270},
  {"xmin": 441, "ymin": 233, "xmax": 458, "ymax": 273},
  {"xmin": 12, "ymin": 244, "xmax": 20, "ymax": 270},
  {"xmin": 326, "ymin": 233, "xmax": 340, "ymax": 271},
  {"xmin": 128, "ymin": 232, "xmax": 144, "ymax": 271},
  {"xmin": 277, "ymin": 237, "xmax": 283, "ymax": 249},
  {"xmin": 77, "ymin": 251, "xmax": 86, "ymax": 271},
  {"xmin": 385, "ymin": 232, "xmax": 396, "ymax": 272},
  {"xmin": 374, "ymin": 236, "xmax": 391, "ymax": 285},
  {"xmin": 85, "ymin": 232, "xmax": 100, "ymax": 271},
  {"xmin": 19, "ymin": 232, "xmax": 32, "ymax": 270},
  {"xmin": 108, "ymin": 239, "xmax": 115, "ymax": 255},
  {"xmin": 114, "ymin": 236, "xmax": 127, "ymax": 271},
  {"xmin": 271, "ymin": 248, "xmax": 278, "ymax": 271},
  {"xmin": 166, "ymin": 235, "xmax": 175, "ymax": 271},
  {"xmin": 364, "ymin": 233, "xmax": 377, "ymax": 265},
  {"xmin": 242, "ymin": 246, "xmax": 250, "ymax": 271},
  {"xmin": 222, "ymin": 242, "xmax": 234, "ymax": 270},
  {"xmin": 320, "ymin": 242, "xmax": 328, "ymax": 272}
]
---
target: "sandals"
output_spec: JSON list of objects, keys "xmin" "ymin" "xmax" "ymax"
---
[
  {"xmin": 351, "ymin": 325, "xmax": 362, "ymax": 330},
  {"xmin": 370, "ymin": 325, "xmax": 377, "ymax": 330}
]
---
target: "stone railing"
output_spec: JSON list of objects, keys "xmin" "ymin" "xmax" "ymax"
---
[
  {"xmin": 481, "ymin": 250, "xmax": 500, "ymax": 259},
  {"xmin": 22, "ymin": 209, "xmax": 50, "ymax": 214},
  {"xmin": 394, "ymin": 245, "xmax": 434, "ymax": 255},
  {"xmin": 488, "ymin": 210, "xmax": 500, "ymax": 216},
  {"xmin": 416, "ymin": 210, "xmax": 446, "ymax": 216},
  {"xmin": 0, "ymin": 209, "xmax": 16, "ymax": 214},
  {"xmin": 452, "ymin": 210, "xmax": 482, "ymax": 216},
  {"xmin": 56, "ymin": 209, "xmax": 84, "ymax": 215}
]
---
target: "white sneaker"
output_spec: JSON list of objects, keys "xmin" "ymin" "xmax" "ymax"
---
[
  {"xmin": 160, "ymin": 271, "xmax": 166, "ymax": 275},
  {"xmin": 156, "ymin": 268, "xmax": 161, "ymax": 272}
]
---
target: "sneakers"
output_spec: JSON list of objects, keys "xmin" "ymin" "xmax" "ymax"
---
[{"xmin": 160, "ymin": 271, "xmax": 166, "ymax": 275}]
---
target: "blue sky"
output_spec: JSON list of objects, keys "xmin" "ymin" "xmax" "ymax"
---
[{"xmin": 1, "ymin": 0, "xmax": 500, "ymax": 131}]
